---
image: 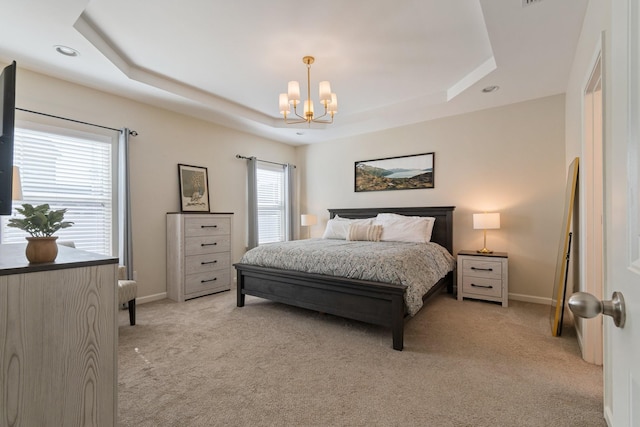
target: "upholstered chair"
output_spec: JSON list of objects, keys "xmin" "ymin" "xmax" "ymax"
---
[{"xmin": 118, "ymin": 266, "xmax": 137, "ymax": 326}]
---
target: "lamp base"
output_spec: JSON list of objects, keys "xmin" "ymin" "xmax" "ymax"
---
[{"xmin": 477, "ymin": 247, "xmax": 493, "ymax": 254}]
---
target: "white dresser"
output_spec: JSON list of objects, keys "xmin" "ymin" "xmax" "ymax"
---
[
  {"xmin": 457, "ymin": 250, "xmax": 508, "ymax": 307},
  {"xmin": 166, "ymin": 213, "xmax": 233, "ymax": 302}
]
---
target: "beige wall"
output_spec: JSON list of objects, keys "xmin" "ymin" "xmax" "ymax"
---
[
  {"xmin": 6, "ymin": 63, "xmax": 569, "ymax": 304},
  {"xmin": 298, "ymin": 95, "xmax": 567, "ymax": 302},
  {"xmin": 9, "ymin": 65, "xmax": 296, "ymax": 301}
]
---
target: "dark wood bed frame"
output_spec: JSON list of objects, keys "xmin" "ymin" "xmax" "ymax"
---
[{"xmin": 234, "ymin": 206, "xmax": 455, "ymax": 350}]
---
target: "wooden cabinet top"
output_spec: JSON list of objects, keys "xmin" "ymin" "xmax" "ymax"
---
[
  {"xmin": 457, "ymin": 250, "xmax": 508, "ymax": 258},
  {"xmin": 0, "ymin": 243, "xmax": 118, "ymax": 276}
]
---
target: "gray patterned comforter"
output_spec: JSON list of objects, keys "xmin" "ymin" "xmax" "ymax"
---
[{"xmin": 239, "ymin": 239, "xmax": 455, "ymax": 316}]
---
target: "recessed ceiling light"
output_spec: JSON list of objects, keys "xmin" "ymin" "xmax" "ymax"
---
[
  {"xmin": 54, "ymin": 45, "xmax": 79, "ymax": 57},
  {"xmin": 482, "ymin": 85, "xmax": 499, "ymax": 93}
]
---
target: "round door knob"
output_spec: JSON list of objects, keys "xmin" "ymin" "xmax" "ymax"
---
[{"xmin": 568, "ymin": 291, "xmax": 626, "ymax": 328}]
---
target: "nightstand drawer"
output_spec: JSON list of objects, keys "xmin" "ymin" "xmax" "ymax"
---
[
  {"xmin": 461, "ymin": 276, "xmax": 502, "ymax": 298},
  {"xmin": 462, "ymin": 258, "xmax": 502, "ymax": 279}
]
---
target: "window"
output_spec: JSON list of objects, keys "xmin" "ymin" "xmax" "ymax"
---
[
  {"xmin": 256, "ymin": 161, "xmax": 286, "ymax": 244},
  {"xmin": 0, "ymin": 125, "xmax": 117, "ymax": 256}
]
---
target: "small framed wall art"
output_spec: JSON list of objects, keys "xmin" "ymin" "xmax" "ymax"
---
[
  {"xmin": 354, "ymin": 152, "xmax": 435, "ymax": 192},
  {"xmin": 178, "ymin": 163, "xmax": 210, "ymax": 212}
]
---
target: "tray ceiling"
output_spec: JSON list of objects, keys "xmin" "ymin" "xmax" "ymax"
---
[{"xmin": 0, "ymin": 0, "xmax": 588, "ymax": 144}]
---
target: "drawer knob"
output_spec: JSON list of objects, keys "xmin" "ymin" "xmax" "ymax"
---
[
  {"xmin": 201, "ymin": 260, "xmax": 218, "ymax": 265},
  {"xmin": 471, "ymin": 283, "xmax": 493, "ymax": 289},
  {"xmin": 201, "ymin": 225, "xmax": 218, "ymax": 228},
  {"xmin": 471, "ymin": 267, "xmax": 493, "ymax": 272},
  {"xmin": 201, "ymin": 278, "xmax": 218, "ymax": 283},
  {"xmin": 201, "ymin": 242, "xmax": 218, "ymax": 247}
]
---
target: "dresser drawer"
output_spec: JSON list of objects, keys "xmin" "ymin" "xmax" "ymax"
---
[
  {"xmin": 185, "ymin": 235, "xmax": 231, "ymax": 255},
  {"xmin": 184, "ymin": 217, "xmax": 231, "ymax": 237},
  {"xmin": 462, "ymin": 258, "xmax": 502, "ymax": 279},
  {"xmin": 461, "ymin": 276, "xmax": 502, "ymax": 298},
  {"xmin": 185, "ymin": 253, "xmax": 231, "ymax": 275},
  {"xmin": 185, "ymin": 269, "xmax": 231, "ymax": 295}
]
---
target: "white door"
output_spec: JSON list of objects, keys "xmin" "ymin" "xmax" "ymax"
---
[{"xmin": 605, "ymin": 0, "xmax": 640, "ymax": 424}]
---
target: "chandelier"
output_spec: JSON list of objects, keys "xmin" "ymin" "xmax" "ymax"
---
[{"xmin": 278, "ymin": 56, "xmax": 338, "ymax": 125}]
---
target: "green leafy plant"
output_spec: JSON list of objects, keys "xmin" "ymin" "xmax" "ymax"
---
[{"xmin": 7, "ymin": 203, "xmax": 74, "ymax": 237}]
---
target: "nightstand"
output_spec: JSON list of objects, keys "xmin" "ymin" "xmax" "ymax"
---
[{"xmin": 457, "ymin": 250, "xmax": 508, "ymax": 307}]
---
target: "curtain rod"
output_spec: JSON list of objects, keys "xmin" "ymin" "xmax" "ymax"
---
[
  {"xmin": 16, "ymin": 107, "xmax": 138, "ymax": 136},
  {"xmin": 236, "ymin": 154, "xmax": 296, "ymax": 168}
]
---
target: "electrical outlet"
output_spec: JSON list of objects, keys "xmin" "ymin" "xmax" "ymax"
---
[{"xmin": 133, "ymin": 270, "xmax": 138, "ymax": 281}]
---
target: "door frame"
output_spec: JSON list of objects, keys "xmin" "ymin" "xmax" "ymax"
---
[{"xmin": 577, "ymin": 37, "xmax": 605, "ymax": 365}]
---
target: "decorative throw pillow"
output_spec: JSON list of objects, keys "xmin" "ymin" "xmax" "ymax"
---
[
  {"xmin": 375, "ymin": 213, "xmax": 436, "ymax": 243},
  {"xmin": 346, "ymin": 224, "xmax": 383, "ymax": 242},
  {"xmin": 322, "ymin": 217, "xmax": 374, "ymax": 239}
]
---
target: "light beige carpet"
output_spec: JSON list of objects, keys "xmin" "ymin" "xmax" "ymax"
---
[{"xmin": 117, "ymin": 290, "xmax": 604, "ymax": 427}]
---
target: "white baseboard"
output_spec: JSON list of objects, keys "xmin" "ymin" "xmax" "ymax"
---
[
  {"xmin": 135, "ymin": 291, "xmax": 551, "ymax": 306},
  {"xmin": 135, "ymin": 292, "xmax": 167, "ymax": 305},
  {"xmin": 508, "ymin": 293, "xmax": 553, "ymax": 305}
]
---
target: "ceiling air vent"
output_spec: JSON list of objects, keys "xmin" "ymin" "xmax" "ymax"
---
[{"xmin": 522, "ymin": 0, "xmax": 543, "ymax": 6}]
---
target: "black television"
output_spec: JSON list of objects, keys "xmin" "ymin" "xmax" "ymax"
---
[{"xmin": 0, "ymin": 61, "xmax": 16, "ymax": 215}]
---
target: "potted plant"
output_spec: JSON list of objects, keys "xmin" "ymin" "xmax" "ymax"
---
[{"xmin": 7, "ymin": 203, "xmax": 74, "ymax": 263}]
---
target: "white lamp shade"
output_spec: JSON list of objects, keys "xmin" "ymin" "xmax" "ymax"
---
[
  {"xmin": 328, "ymin": 93, "xmax": 338, "ymax": 113},
  {"xmin": 304, "ymin": 99, "xmax": 314, "ymax": 116},
  {"xmin": 301, "ymin": 214, "xmax": 317, "ymax": 227},
  {"xmin": 279, "ymin": 93, "xmax": 289, "ymax": 114},
  {"xmin": 473, "ymin": 213, "xmax": 500, "ymax": 230},
  {"xmin": 287, "ymin": 81, "xmax": 300, "ymax": 103},
  {"xmin": 319, "ymin": 81, "xmax": 332, "ymax": 103},
  {"xmin": 12, "ymin": 166, "xmax": 22, "ymax": 201}
]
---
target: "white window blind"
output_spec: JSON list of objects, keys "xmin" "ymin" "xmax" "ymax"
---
[
  {"xmin": 257, "ymin": 161, "xmax": 285, "ymax": 244},
  {"xmin": 1, "ymin": 127, "xmax": 116, "ymax": 255}
]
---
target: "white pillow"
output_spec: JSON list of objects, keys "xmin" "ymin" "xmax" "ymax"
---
[
  {"xmin": 322, "ymin": 217, "xmax": 374, "ymax": 239},
  {"xmin": 375, "ymin": 213, "xmax": 436, "ymax": 243}
]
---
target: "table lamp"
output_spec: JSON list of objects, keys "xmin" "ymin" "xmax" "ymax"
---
[
  {"xmin": 473, "ymin": 212, "xmax": 500, "ymax": 253},
  {"xmin": 301, "ymin": 214, "xmax": 317, "ymax": 239},
  {"xmin": 12, "ymin": 166, "xmax": 22, "ymax": 201}
]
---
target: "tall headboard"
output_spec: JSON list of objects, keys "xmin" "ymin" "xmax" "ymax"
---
[{"xmin": 327, "ymin": 206, "xmax": 455, "ymax": 255}]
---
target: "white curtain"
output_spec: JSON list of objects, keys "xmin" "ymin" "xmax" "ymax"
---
[{"xmin": 118, "ymin": 128, "xmax": 134, "ymax": 279}]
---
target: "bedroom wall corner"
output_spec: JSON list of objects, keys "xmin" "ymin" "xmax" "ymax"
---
[
  {"xmin": 298, "ymin": 94, "xmax": 566, "ymax": 303},
  {"xmin": 8, "ymin": 65, "xmax": 297, "ymax": 301}
]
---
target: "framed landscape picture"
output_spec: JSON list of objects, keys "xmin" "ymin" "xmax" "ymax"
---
[
  {"xmin": 178, "ymin": 164, "xmax": 210, "ymax": 212},
  {"xmin": 354, "ymin": 152, "xmax": 435, "ymax": 192}
]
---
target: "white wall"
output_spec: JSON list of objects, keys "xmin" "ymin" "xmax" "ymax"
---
[
  {"xmin": 298, "ymin": 95, "xmax": 566, "ymax": 302},
  {"xmin": 8, "ymin": 65, "xmax": 296, "ymax": 301},
  {"xmin": 564, "ymin": 0, "xmax": 612, "ymax": 363}
]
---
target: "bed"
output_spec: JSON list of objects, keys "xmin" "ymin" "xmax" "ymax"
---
[{"xmin": 234, "ymin": 206, "xmax": 455, "ymax": 350}]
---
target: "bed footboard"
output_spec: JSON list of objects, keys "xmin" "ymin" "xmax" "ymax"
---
[{"xmin": 235, "ymin": 263, "xmax": 407, "ymax": 350}]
